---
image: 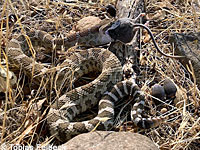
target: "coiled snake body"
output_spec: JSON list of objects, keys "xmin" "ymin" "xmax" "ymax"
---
[{"xmin": 7, "ymin": 18, "xmax": 165, "ymax": 142}]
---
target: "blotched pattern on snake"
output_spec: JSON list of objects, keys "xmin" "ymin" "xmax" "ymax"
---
[{"xmin": 7, "ymin": 18, "xmax": 165, "ymax": 142}]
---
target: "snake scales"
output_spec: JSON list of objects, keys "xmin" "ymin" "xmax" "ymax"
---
[{"xmin": 7, "ymin": 17, "xmax": 166, "ymax": 142}]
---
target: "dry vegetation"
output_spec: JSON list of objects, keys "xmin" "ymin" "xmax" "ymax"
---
[{"xmin": 0, "ymin": 0, "xmax": 199, "ymax": 149}]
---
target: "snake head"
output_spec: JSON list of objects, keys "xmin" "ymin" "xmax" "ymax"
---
[{"xmin": 105, "ymin": 18, "xmax": 135, "ymax": 43}]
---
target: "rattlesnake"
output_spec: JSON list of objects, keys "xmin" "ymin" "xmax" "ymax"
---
[{"xmin": 6, "ymin": 17, "xmax": 168, "ymax": 142}]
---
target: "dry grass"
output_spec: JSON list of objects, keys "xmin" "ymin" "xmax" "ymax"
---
[{"xmin": 0, "ymin": 0, "xmax": 199, "ymax": 149}]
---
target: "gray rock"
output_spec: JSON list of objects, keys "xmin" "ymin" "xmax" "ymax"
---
[
  {"xmin": 151, "ymin": 84, "xmax": 165, "ymax": 104},
  {"xmin": 170, "ymin": 32, "xmax": 200, "ymax": 88},
  {"xmin": 163, "ymin": 78, "xmax": 177, "ymax": 99},
  {"xmin": 59, "ymin": 131, "xmax": 159, "ymax": 150}
]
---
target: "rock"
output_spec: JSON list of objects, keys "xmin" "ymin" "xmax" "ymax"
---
[
  {"xmin": 151, "ymin": 84, "xmax": 165, "ymax": 104},
  {"xmin": 59, "ymin": 131, "xmax": 159, "ymax": 150},
  {"xmin": 163, "ymin": 78, "xmax": 177, "ymax": 99},
  {"xmin": 170, "ymin": 32, "xmax": 200, "ymax": 88}
]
